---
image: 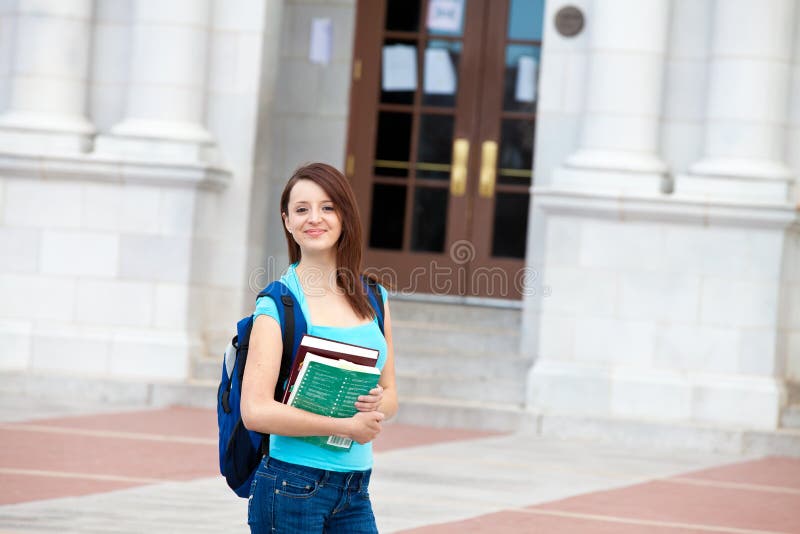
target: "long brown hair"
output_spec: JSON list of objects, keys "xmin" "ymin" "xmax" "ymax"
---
[{"xmin": 280, "ymin": 162, "xmax": 376, "ymax": 320}]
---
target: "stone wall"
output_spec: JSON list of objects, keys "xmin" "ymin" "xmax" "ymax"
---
[{"xmin": 0, "ymin": 0, "xmax": 273, "ymax": 379}]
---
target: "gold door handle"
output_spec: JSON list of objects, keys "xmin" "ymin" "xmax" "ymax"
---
[
  {"xmin": 450, "ymin": 138, "xmax": 469, "ymax": 197},
  {"xmin": 479, "ymin": 140, "xmax": 498, "ymax": 198}
]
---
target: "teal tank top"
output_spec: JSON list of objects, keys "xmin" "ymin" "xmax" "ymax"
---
[{"xmin": 253, "ymin": 264, "xmax": 388, "ymax": 472}]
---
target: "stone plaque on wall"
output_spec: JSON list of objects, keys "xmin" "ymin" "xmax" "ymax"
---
[{"xmin": 555, "ymin": 6, "xmax": 584, "ymax": 37}]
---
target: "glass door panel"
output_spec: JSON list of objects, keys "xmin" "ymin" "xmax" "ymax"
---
[
  {"xmin": 380, "ymin": 39, "xmax": 418, "ymax": 105},
  {"xmin": 422, "ymin": 40, "xmax": 461, "ymax": 108},
  {"xmin": 369, "ymin": 183, "xmax": 407, "ymax": 250},
  {"xmin": 373, "ymin": 111, "xmax": 413, "ymax": 177},
  {"xmin": 507, "ymin": 0, "xmax": 544, "ymax": 40},
  {"xmin": 411, "ymin": 186, "xmax": 449, "ymax": 252},
  {"xmin": 498, "ymin": 119, "xmax": 534, "ymax": 185},
  {"xmin": 502, "ymin": 44, "xmax": 541, "ymax": 113},
  {"xmin": 385, "ymin": 0, "xmax": 421, "ymax": 32},
  {"xmin": 416, "ymin": 113, "xmax": 455, "ymax": 180},
  {"xmin": 426, "ymin": 0, "xmax": 467, "ymax": 37}
]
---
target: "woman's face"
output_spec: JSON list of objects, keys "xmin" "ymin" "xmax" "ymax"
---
[{"xmin": 283, "ymin": 179, "xmax": 342, "ymax": 256}]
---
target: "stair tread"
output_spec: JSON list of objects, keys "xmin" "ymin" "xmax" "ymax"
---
[
  {"xmin": 392, "ymin": 320, "xmax": 520, "ymax": 336},
  {"xmin": 397, "ymin": 395, "xmax": 526, "ymax": 411}
]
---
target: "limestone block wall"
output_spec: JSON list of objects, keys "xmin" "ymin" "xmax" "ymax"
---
[
  {"xmin": 0, "ymin": 178, "xmax": 204, "ymax": 379},
  {"xmin": 529, "ymin": 213, "xmax": 789, "ymax": 428},
  {"xmin": 0, "ymin": 0, "xmax": 273, "ymax": 379},
  {"xmin": 782, "ymin": 227, "xmax": 800, "ymax": 386},
  {"xmin": 257, "ymin": 0, "xmax": 356, "ymax": 268},
  {"xmin": 526, "ymin": 0, "xmax": 799, "ymax": 430}
]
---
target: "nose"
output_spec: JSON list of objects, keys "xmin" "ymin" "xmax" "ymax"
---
[{"xmin": 308, "ymin": 207, "xmax": 323, "ymax": 223}]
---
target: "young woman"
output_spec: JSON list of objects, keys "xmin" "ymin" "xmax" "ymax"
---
[{"xmin": 241, "ymin": 162, "xmax": 397, "ymax": 533}]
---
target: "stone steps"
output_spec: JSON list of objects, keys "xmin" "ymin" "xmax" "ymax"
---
[
  {"xmin": 393, "ymin": 396, "xmax": 531, "ymax": 433},
  {"xmin": 192, "ymin": 298, "xmax": 530, "ymax": 427},
  {"xmin": 395, "ymin": 349, "xmax": 531, "ymax": 378},
  {"xmin": 388, "ymin": 299, "xmax": 527, "ymax": 416},
  {"xmin": 396, "ymin": 373, "xmax": 527, "ymax": 406},
  {"xmin": 782, "ymin": 404, "xmax": 800, "ymax": 429},
  {"xmin": 388, "ymin": 299, "xmax": 522, "ymax": 328},
  {"xmin": 391, "ymin": 320, "xmax": 520, "ymax": 354}
]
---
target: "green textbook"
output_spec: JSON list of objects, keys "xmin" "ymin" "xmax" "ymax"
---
[{"xmin": 286, "ymin": 354, "xmax": 381, "ymax": 451}]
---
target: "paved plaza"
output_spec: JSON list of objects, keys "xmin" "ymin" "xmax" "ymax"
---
[{"xmin": 1, "ymin": 392, "xmax": 799, "ymax": 533}]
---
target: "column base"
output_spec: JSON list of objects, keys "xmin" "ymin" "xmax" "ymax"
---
[
  {"xmin": 527, "ymin": 360, "xmax": 785, "ymax": 430},
  {"xmin": 677, "ymin": 158, "xmax": 795, "ymax": 203},
  {"xmin": 551, "ymin": 165, "xmax": 667, "ymax": 196},
  {"xmin": 566, "ymin": 148, "xmax": 668, "ymax": 175},
  {"xmin": 94, "ymin": 119, "xmax": 220, "ymax": 164},
  {"xmin": 0, "ymin": 110, "xmax": 94, "ymax": 153}
]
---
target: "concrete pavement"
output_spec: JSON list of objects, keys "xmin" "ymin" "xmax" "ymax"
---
[{"xmin": 1, "ymin": 391, "xmax": 799, "ymax": 533}]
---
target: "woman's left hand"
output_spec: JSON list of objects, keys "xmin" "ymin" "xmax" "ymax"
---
[{"xmin": 355, "ymin": 385, "xmax": 384, "ymax": 412}]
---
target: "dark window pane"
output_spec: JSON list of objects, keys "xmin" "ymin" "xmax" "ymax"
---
[
  {"xmin": 426, "ymin": 0, "xmax": 465, "ymax": 37},
  {"xmin": 374, "ymin": 112, "xmax": 413, "ymax": 178},
  {"xmin": 492, "ymin": 192, "xmax": 529, "ymax": 258},
  {"xmin": 416, "ymin": 114, "xmax": 454, "ymax": 180},
  {"xmin": 369, "ymin": 184, "xmax": 407, "ymax": 250},
  {"xmin": 507, "ymin": 0, "xmax": 545, "ymax": 40},
  {"xmin": 422, "ymin": 40, "xmax": 461, "ymax": 108},
  {"xmin": 503, "ymin": 44, "xmax": 540, "ymax": 113},
  {"xmin": 386, "ymin": 0, "xmax": 421, "ymax": 32},
  {"xmin": 411, "ymin": 187, "xmax": 448, "ymax": 252},
  {"xmin": 498, "ymin": 119, "xmax": 535, "ymax": 185},
  {"xmin": 381, "ymin": 39, "xmax": 418, "ymax": 105}
]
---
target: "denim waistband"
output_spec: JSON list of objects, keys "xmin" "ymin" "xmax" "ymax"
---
[{"xmin": 266, "ymin": 457, "xmax": 371, "ymax": 491}]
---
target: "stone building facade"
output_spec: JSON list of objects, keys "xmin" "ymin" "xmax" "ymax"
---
[{"xmin": 0, "ymin": 0, "xmax": 798, "ymax": 436}]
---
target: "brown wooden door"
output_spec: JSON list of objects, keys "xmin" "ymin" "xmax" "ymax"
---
[{"xmin": 346, "ymin": 0, "xmax": 544, "ymax": 299}]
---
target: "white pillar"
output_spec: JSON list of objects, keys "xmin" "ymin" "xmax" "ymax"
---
[
  {"xmin": 785, "ymin": 1, "xmax": 800, "ymax": 206},
  {"xmin": 565, "ymin": 0, "xmax": 669, "ymax": 177},
  {"xmin": 0, "ymin": 0, "xmax": 95, "ymax": 153},
  {"xmin": 683, "ymin": 0, "xmax": 795, "ymax": 202},
  {"xmin": 95, "ymin": 0, "xmax": 218, "ymax": 163}
]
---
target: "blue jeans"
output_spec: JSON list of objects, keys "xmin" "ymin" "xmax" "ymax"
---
[{"xmin": 248, "ymin": 456, "xmax": 378, "ymax": 534}]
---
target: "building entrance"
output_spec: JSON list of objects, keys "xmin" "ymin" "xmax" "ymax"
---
[{"xmin": 346, "ymin": 0, "xmax": 544, "ymax": 298}]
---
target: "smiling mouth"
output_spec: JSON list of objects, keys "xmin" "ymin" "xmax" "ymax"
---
[{"xmin": 305, "ymin": 229, "xmax": 325, "ymax": 237}]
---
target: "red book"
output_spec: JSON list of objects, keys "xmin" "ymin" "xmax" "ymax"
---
[{"xmin": 281, "ymin": 334, "xmax": 380, "ymax": 403}]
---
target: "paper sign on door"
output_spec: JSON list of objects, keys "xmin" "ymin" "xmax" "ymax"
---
[
  {"xmin": 424, "ymin": 48, "xmax": 456, "ymax": 95},
  {"xmin": 382, "ymin": 44, "xmax": 417, "ymax": 91},
  {"xmin": 309, "ymin": 18, "xmax": 332, "ymax": 65},
  {"xmin": 515, "ymin": 56, "xmax": 538, "ymax": 103},
  {"xmin": 427, "ymin": 0, "xmax": 464, "ymax": 33}
]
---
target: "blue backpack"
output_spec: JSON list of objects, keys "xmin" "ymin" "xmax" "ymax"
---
[{"xmin": 217, "ymin": 277, "xmax": 385, "ymax": 498}]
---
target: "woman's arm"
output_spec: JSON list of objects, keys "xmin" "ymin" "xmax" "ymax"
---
[
  {"xmin": 355, "ymin": 300, "xmax": 399, "ymax": 420},
  {"xmin": 240, "ymin": 314, "xmax": 384, "ymax": 444}
]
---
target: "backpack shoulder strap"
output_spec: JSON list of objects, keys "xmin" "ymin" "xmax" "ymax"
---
[
  {"xmin": 257, "ymin": 281, "xmax": 307, "ymax": 397},
  {"xmin": 364, "ymin": 276, "xmax": 385, "ymax": 336}
]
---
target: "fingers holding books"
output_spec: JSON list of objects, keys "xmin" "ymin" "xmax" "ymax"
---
[
  {"xmin": 347, "ymin": 411, "xmax": 385, "ymax": 444},
  {"xmin": 355, "ymin": 385, "xmax": 384, "ymax": 412}
]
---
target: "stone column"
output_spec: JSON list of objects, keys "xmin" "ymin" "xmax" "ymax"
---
[
  {"xmin": 791, "ymin": 2, "xmax": 800, "ymax": 207},
  {"xmin": 0, "ymin": 0, "xmax": 95, "ymax": 153},
  {"xmin": 564, "ymin": 0, "xmax": 670, "ymax": 180},
  {"xmin": 95, "ymin": 0, "xmax": 218, "ymax": 163},
  {"xmin": 682, "ymin": 0, "xmax": 795, "ymax": 202}
]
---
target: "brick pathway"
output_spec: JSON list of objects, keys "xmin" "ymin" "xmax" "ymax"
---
[{"xmin": 1, "ymin": 398, "xmax": 797, "ymax": 533}]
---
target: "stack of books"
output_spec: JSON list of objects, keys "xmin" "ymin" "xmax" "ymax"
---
[{"xmin": 283, "ymin": 335, "xmax": 381, "ymax": 451}]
